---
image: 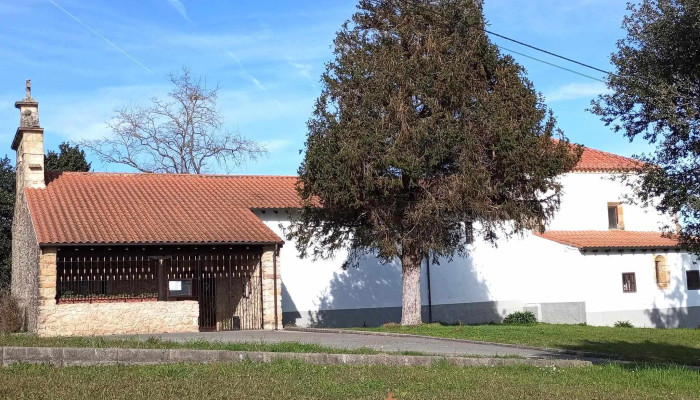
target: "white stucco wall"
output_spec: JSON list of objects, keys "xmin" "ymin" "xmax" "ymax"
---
[
  {"xmin": 579, "ymin": 251, "xmax": 700, "ymax": 327},
  {"xmin": 258, "ymin": 172, "xmax": 700, "ymax": 328},
  {"xmin": 548, "ymin": 173, "xmax": 671, "ymax": 231},
  {"xmin": 260, "ymin": 212, "xmax": 402, "ymax": 315}
]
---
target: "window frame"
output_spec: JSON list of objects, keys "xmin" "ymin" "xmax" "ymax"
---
[
  {"xmin": 687, "ymin": 270, "xmax": 700, "ymax": 291},
  {"xmin": 607, "ymin": 202, "xmax": 624, "ymax": 230},
  {"xmin": 622, "ymin": 272, "xmax": 637, "ymax": 293},
  {"xmin": 654, "ymin": 255, "xmax": 670, "ymax": 289},
  {"xmin": 167, "ymin": 278, "xmax": 195, "ymax": 300}
]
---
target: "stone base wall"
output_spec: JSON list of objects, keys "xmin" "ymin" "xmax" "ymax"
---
[
  {"xmin": 32, "ymin": 245, "xmax": 279, "ymax": 335},
  {"xmin": 37, "ymin": 300, "xmax": 199, "ymax": 337},
  {"xmin": 261, "ymin": 246, "xmax": 282, "ymax": 330},
  {"xmin": 35, "ymin": 247, "xmax": 198, "ymax": 337}
]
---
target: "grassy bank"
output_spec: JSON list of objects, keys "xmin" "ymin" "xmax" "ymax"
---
[
  {"xmin": 355, "ymin": 323, "xmax": 700, "ymax": 365},
  {"xmin": 0, "ymin": 333, "xmax": 392, "ymax": 355},
  {"xmin": 0, "ymin": 360, "xmax": 697, "ymax": 399}
]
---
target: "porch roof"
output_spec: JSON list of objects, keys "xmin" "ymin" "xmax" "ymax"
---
[
  {"xmin": 26, "ymin": 172, "xmax": 300, "ymax": 245},
  {"xmin": 534, "ymin": 230, "xmax": 680, "ymax": 250}
]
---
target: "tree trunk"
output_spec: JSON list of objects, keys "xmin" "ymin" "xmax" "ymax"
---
[{"xmin": 400, "ymin": 246, "xmax": 422, "ymax": 326}]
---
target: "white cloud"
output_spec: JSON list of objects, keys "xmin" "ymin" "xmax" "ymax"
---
[
  {"xmin": 41, "ymin": 84, "xmax": 169, "ymax": 142},
  {"xmin": 259, "ymin": 139, "xmax": 291, "ymax": 152},
  {"xmin": 227, "ymin": 51, "xmax": 267, "ymax": 91},
  {"xmin": 165, "ymin": 0, "xmax": 192, "ymax": 23},
  {"xmin": 218, "ymin": 89, "xmax": 314, "ymax": 125},
  {"xmin": 287, "ymin": 60, "xmax": 313, "ymax": 79},
  {"xmin": 37, "ymin": 85, "xmax": 312, "ymax": 143},
  {"xmin": 45, "ymin": 0, "xmax": 152, "ymax": 73},
  {"xmin": 544, "ymin": 82, "xmax": 611, "ymax": 102}
]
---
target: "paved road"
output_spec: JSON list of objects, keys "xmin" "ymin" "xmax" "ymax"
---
[{"xmin": 116, "ymin": 329, "xmax": 579, "ymax": 360}]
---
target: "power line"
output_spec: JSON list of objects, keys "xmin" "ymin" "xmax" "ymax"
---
[
  {"xmin": 483, "ymin": 29, "xmax": 611, "ymax": 75},
  {"xmin": 497, "ymin": 45, "xmax": 607, "ymax": 83}
]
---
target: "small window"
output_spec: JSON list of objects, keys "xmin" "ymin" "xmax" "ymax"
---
[
  {"xmin": 687, "ymin": 271, "xmax": 700, "ymax": 290},
  {"xmin": 654, "ymin": 255, "xmax": 670, "ymax": 289},
  {"xmin": 168, "ymin": 279, "xmax": 193, "ymax": 298},
  {"xmin": 622, "ymin": 272, "xmax": 636, "ymax": 293},
  {"xmin": 608, "ymin": 203, "xmax": 624, "ymax": 230}
]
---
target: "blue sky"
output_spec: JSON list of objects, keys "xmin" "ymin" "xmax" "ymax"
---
[{"xmin": 0, "ymin": 0, "xmax": 647, "ymax": 175}]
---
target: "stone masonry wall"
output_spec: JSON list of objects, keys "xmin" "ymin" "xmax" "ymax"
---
[
  {"xmin": 11, "ymin": 196, "xmax": 40, "ymax": 331},
  {"xmin": 36, "ymin": 247, "xmax": 198, "ymax": 337},
  {"xmin": 12, "ymin": 100, "xmax": 45, "ymax": 331},
  {"xmin": 261, "ymin": 245, "xmax": 282, "ymax": 330},
  {"xmin": 37, "ymin": 300, "xmax": 199, "ymax": 337}
]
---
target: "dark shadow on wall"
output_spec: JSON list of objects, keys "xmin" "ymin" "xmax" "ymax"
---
[
  {"xmin": 426, "ymin": 255, "xmax": 498, "ymax": 325},
  {"xmin": 309, "ymin": 256, "xmax": 401, "ymax": 328},
  {"xmin": 645, "ymin": 253, "xmax": 700, "ymax": 328},
  {"xmin": 308, "ymin": 252, "xmax": 495, "ymax": 328},
  {"xmin": 281, "ymin": 281, "xmax": 300, "ymax": 326}
]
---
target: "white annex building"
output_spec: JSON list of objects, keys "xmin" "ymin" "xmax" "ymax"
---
[
  {"xmin": 265, "ymin": 148, "xmax": 700, "ymax": 329},
  {"xmin": 10, "ymin": 87, "xmax": 700, "ymax": 336}
]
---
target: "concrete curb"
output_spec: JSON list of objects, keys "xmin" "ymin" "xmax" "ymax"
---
[
  {"xmin": 284, "ymin": 326, "xmax": 617, "ymax": 362},
  {"xmin": 0, "ymin": 346, "xmax": 592, "ymax": 368}
]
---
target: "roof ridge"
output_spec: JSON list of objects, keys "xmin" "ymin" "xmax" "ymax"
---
[
  {"xmin": 52, "ymin": 171, "xmax": 298, "ymax": 179},
  {"xmin": 581, "ymin": 146, "xmax": 638, "ymax": 161}
]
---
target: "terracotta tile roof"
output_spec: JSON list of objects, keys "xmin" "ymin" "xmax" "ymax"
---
[
  {"xmin": 534, "ymin": 230, "xmax": 680, "ymax": 250},
  {"xmin": 25, "ymin": 172, "xmax": 300, "ymax": 245},
  {"xmin": 23, "ymin": 143, "xmax": 640, "ymax": 246},
  {"xmin": 572, "ymin": 146, "xmax": 642, "ymax": 172}
]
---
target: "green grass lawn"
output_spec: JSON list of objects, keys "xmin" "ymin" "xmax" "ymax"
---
[
  {"xmin": 0, "ymin": 333, "xmax": 394, "ymax": 355},
  {"xmin": 0, "ymin": 360, "xmax": 697, "ymax": 400},
  {"xmin": 355, "ymin": 323, "xmax": 700, "ymax": 365}
]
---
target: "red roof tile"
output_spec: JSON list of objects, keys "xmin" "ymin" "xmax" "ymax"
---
[
  {"xmin": 534, "ymin": 230, "xmax": 679, "ymax": 250},
  {"xmin": 23, "ymin": 143, "xmax": 641, "ymax": 246},
  {"xmin": 572, "ymin": 146, "xmax": 641, "ymax": 172},
  {"xmin": 26, "ymin": 173, "xmax": 300, "ymax": 245}
]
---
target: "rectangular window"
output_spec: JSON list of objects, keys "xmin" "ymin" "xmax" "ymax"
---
[
  {"xmin": 608, "ymin": 203, "xmax": 623, "ymax": 229},
  {"xmin": 622, "ymin": 272, "xmax": 636, "ymax": 293},
  {"xmin": 687, "ymin": 271, "xmax": 700, "ymax": 291},
  {"xmin": 168, "ymin": 279, "xmax": 193, "ymax": 298}
]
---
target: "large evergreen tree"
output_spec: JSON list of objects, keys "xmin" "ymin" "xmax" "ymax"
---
[
  {"xmin": 288, "ymin": 0, "xmax": 581, "ymax": 325},
  {"xmin": 0, "ymin": 157, "xmax": 14, "ymax": 288},
  {"xmin": 591, "ymin": 0, "xmax": 700, "ymax": 253}
]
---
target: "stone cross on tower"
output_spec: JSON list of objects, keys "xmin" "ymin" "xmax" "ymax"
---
[
  {"xmin": 12, "ymin": 78, "xmax": 45, "ymax": 189},
  {"xmin": 25, "ymin": 79, "xmax": 32, "ymax": 100},
  {"xmin": 16, "ymin": 79, "xmax": 39, "ymax": 128}
]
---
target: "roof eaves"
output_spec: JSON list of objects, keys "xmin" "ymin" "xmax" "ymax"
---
[{"xmin": 40, "ymin": 240, "xmax": 285, "ymax": 247}]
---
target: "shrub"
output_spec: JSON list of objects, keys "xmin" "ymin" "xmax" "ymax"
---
[
  {"xmin": 0, "ymin": 290, "xmax": 23, "ymax": 332},
  {"xmin": 503, "ymin": 311, "xmax": 537, "ymax": 325},
  {"xmin": 614, "ymin": 320, "xmax": 634, "ymax": 328}
]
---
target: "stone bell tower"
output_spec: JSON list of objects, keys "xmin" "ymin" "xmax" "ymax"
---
[
  {"xmin": 10, "ymin": 79, "xmax": 45, "ymax": 332},
  {"xmin": 11, "ymin": 79, "xmax": 45, "ymax": 190}
]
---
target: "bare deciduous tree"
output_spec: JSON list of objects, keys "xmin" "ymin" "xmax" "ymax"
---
[{"xmin": 81, "ymin": 68, "xmax": 265, "ymax": 174}]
